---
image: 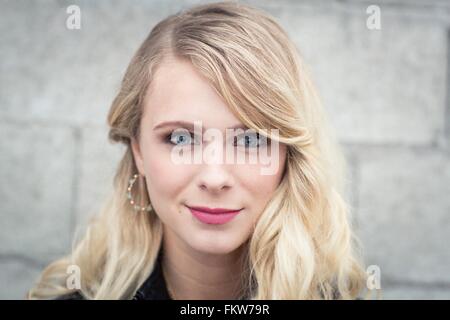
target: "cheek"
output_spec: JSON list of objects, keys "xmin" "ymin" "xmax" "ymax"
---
[
  {"xmin": 144, "ymin": 148, "xmax": 192, "ymax": 196},
  {"xmin": 241, "ymin": 166, "xmax": 280, "ymax": 196},
  {"xmin": 237, "ymin": 147, "xmax": 287, "ymax": 212},
  {"xmin": 236, "ymin": 165, "xmax": 283, "ymax": 209},
  {"xmin": 240, "ymin": 145, "xmax": 286, "ymax": 186}
]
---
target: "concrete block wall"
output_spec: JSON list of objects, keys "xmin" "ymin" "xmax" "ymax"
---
[{"xmin": 0, "ymin": 0, "xmax": 449, "ymax": 299}]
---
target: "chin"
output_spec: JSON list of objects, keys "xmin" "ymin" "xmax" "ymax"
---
[{"xmin": 187, "ymin": 235, "xmax": 243, "ymax": 256}]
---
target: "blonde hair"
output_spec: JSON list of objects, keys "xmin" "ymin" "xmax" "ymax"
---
[{"xmin": 28, "ymin": 1, "xmax": 367, "ymax": 300}]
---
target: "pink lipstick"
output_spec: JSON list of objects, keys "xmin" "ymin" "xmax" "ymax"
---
[{"xmin": 187, "ymin": 205, "xmax": 243, "ymax": 225}]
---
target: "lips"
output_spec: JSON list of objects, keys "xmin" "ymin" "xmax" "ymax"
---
[
  {"xmin": 186, "ymin": 205, "xmax": 243, "ymax": 225},
  {"xmin": 187, "ymin": 206, "xmax": 243, "ymax": 214}
]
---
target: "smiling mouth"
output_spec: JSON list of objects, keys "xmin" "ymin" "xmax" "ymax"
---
[
  {"xmin": 185, "ymin": 205, "xmax": 243, "ymax": 225},
  {"xmin": 185, "ymin": 205, "xmax": 243, "ymax": 214}
]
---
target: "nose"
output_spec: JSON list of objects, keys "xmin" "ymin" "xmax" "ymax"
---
[
  {"xmin": 197, "ymin": 163, "xmax": 234, "ymax": 193},
  {"xmin": 196, "ymin": 138, "xmax": 234, "ymax": 193}
]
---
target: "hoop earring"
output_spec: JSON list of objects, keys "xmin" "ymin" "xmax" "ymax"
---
[{"xmin": 127, "ymin": 173, "xmax": 152, "ymax": 212}]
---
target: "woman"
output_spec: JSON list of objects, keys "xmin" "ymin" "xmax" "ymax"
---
[{"xmin": 28, "ymin": 1, "xmax": 366, "ymax": 300}]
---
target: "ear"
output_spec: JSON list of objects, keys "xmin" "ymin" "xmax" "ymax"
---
[{"xmin": 130, "ymin": 137, "xmax": 146, "ymax": 176}]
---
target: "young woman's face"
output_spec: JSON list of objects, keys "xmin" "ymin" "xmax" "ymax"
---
[{"xmin": 131, "ymin": 57, "xmax": 287, "ymax": 255}]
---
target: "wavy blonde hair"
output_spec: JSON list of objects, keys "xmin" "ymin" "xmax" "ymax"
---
[{"xmin": 28, "ymin": 1, "xmax": 367, "ymax": 300}]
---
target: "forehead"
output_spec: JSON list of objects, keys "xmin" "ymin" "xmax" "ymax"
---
[{"xmin": 142, "ymin": 57, "xmax": 242, "ymax": 129}]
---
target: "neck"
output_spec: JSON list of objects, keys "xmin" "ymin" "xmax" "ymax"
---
[{"xmin": 160, "ymin": 226, "xmax": 248, "ymax": 300}]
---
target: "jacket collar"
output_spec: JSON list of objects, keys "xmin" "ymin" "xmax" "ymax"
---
[{"xmin": 133, "ymin": 248, "xmax": 172, "ymax": 300}]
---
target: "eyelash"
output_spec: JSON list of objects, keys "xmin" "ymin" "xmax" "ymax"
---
[
  {"xmin": 164, "ymin": 130, "xmax": 268, "ymax": 148},
  {"xmin": 164, "ymin": 131, "xmax": 195, "ymax": 145}
]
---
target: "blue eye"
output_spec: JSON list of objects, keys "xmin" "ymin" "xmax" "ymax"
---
[
  {"xmin": 234, "ymin": 132, "xmax": 266, "ymax": 148},
  {"xmin": 166, "ymin": 129, "xmax": 198, "ymax": 146}
]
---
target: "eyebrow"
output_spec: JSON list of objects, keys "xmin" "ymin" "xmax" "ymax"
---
[{"xmin": 153, "ymin": 120, "xmax": 248, "ymax": 131}]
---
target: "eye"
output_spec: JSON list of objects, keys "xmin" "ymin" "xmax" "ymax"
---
[
  {"xmin": 234, "ymin": 132, "xmax": 267, "ymax": 148},
  {"xmin": 165, "ymin": 129, "xmax": 199, "ymax": 146}
]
